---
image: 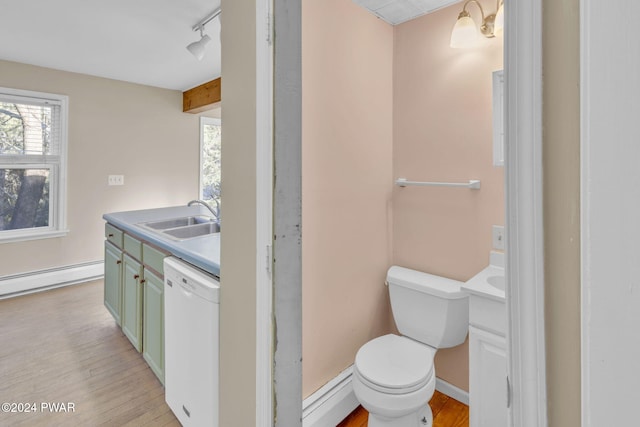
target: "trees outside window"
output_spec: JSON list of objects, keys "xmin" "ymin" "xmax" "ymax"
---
[
  {"xmin": 0, "ymin": 88, "xmax": 68, "ymax": 242},
  {"xmin": 200, "ymin": 117, "xmax": 221, "ymax": 218}
]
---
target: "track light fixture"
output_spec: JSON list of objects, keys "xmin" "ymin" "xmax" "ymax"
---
[
  {"xmin": 450, "ymin": 0, "xmax": 504, "ymax": 48},
  {"xmin": 187, "ymin": 7, "xmax": 221, "ymax": 60},
  {"xmin": 187, "ymin": 26, "xmax": 212, "ymax": 61}
]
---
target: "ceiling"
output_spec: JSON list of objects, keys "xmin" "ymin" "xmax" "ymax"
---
[
  {"xmin": 352, "ymin": 0, "xmax": 460, "ymax": 25},
  {"xmin": 0, "ymin": 0, "xmax": 221, "ymax": 91}
]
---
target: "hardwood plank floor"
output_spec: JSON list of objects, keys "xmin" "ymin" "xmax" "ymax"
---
[
  {"xmin": 338, "ymin": 390, "xmax": 469, "ymax": 427},
  {"xmin": 0, "ymin": 281, "xmax": 180, "ymax": 427}
]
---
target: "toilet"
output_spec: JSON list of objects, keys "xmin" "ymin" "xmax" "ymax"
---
[{"xmin": 352, "ymin": 266, "xmax": 469, "ymax": 427}]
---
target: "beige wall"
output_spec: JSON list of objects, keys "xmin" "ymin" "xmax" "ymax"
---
[
  {"xmin": 392, "ymin": 3, "xmax": 504, "ymax": 392},
  {"xmin": 0, "ymin": 60, "xmax": 205, "ymax": 278},
  {"xmin": 219, "ymin": 0, "xmax": 257, "ymax": 424},
  {"xmin": 302, "ymin": 0, "xmax": 394, "ymax": 397},
  {"xmin": 543, "ymin": 0, "xmax": 581, "ymax": 425}
]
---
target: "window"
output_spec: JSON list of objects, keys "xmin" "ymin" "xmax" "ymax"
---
[
  {"xmin": 199, "ymin": 117, "xmax": 221, "ymax": 216},
  {"xmin": 0, "ymin": 87, "xmax": 68, "ymax": 242}
]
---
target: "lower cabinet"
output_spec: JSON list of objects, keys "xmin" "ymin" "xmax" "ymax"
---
[
  {"xmin": 104, "ymin": 241, "xmax": 123, "ymax": 325},
  {"xmin": 469, "ymin": 325, "xmax": 508, "ymax": 427},
  {"xmin": 104, "ymin": 224, "xmax": 168, "ymax": 384},
  {"xmin": 122, "ymin": 253, "xmax": 143, "ymax": 352},
  {"xmin": 143, "ymin": 268, "xmax": 164, "ymax": 384}
]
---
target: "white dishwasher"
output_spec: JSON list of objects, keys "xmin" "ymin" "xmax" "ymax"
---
[{"xmin": 164, "ymin": 257, "xmax": 219, "ymax": 427}]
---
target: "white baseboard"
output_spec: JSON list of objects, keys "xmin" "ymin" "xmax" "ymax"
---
[
  {"xmin": 0, "ymin": 261, "xmax": 104, "ymax": 299},
  {"xmin": 302, "ymin": 366, "xmax": 359, "ymax": 427},
  {"xmin": 436, "ymin": 377, "xmax": 469, "ymax": 406},
  {"xmin": 301, "ymin": 365, "xmax": 470, "ymax": 426}
]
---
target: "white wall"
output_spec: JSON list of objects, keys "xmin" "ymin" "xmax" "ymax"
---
[{"xmin": 581, "ymin": 0, "xmax": 640, "ymax": 424}]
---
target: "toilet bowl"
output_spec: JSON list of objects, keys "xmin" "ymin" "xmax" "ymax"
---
[
  {"xmin": 352, "ymin": 266, "xmax": 468, "ymax": 427},
  {"xmin": 352, "ymin": 334, "xmax": 436, "ymax": 426}
]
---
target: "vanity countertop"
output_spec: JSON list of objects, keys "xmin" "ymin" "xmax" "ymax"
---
[
  {"xmin": 103, "ymin": 205, "xmax": 220, "ymax": 277},
  {"xmin": 462, "ymin": 251, "xmax": 505, "ymax": 302}
]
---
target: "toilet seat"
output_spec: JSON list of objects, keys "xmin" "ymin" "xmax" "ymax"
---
[{"xmin": 354, "ymin": 334, "xmax": 435, "ymax": 395}]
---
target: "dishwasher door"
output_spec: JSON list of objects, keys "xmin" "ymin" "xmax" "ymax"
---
[{"xmin": 164, "ymin": 257, "xmax": 220, "ymax": 427}]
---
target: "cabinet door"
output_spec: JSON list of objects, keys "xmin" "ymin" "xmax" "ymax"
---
[
  {"xmin": 143, "ymin": 268, "xmax": 164, "ymax": 384},
  {"xmin": 122, "ymin": 254, "xmax": 143, "ymax": 352},
  {"xmin": 469, "ymin": 325, "xmax": 508, "ymax": 427},
  {"xmin": 104, "ymin": 241, "xmax": 123, "ymax": 325}
]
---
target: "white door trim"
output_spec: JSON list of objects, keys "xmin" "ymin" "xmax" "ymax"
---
[
  {"xmin": 256, "ymin": 0, "xmax": 274, "ymax": 425},
  {"xmin": 505, "ymin": 0, "xmax": 547, "ymax": 425},
  {"xmin": 580, "ymin": 1, "xmax": 640, "ymax": 425}
]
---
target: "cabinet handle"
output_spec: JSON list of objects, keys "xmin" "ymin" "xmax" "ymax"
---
[
  {"xmin": 133, "ymin": 274, "xmax": 140, "ymax": 279},
  {"xmin": 116, "ymin": 260, "xmax": 122, "ymax": 265},
  {"xmin": 108, "ymin": 233, "xmax": 114, "ymax": 237}
]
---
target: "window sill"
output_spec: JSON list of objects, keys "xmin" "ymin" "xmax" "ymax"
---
[{"xmin": 0, "ymin": 229, "xmax": 70, "ymax": 244}]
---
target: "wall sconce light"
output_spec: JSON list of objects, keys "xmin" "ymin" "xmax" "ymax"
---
[
  {"xmin": 450, "ymin": 0, "xmax": 504, "ymax": 48},
  {"xmin": 187, "ymin": 7, "xmax": 221, "ymax": 60}
]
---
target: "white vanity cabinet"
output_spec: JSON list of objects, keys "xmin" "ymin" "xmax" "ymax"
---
[
  {"xmin": 469, "ymin": 323, "xmax": 508, "ymax": 427},
  {"xmin": 463, "ymin": 256, "xmax": 509, "ymax": 427}
]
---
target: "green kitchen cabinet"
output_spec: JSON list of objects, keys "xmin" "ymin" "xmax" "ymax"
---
[
  {"xmin": 104, "ymin": 241, "xmax": 123, "ymax": 325},
  {"xmin": 104, "ymin": 222, "xmax": 169, "ymax": 382},
  {"xmin": 143, "ymin": 268, "xmax": 164, "ymax": 384},
  {"xmin": 122, "ymin": 253, "xmax": 143, "ymax": 352}
]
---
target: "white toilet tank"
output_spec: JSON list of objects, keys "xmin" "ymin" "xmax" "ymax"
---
[{"xmin": 387, "ymin": 266, "xmax": 469, "ymax": 349}]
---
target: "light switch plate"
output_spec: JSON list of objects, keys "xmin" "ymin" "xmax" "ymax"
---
[
  {"xmin": 108, "ymin": 175, "xmax": 124, "ymax": 186},
  {"xmin": 492, "ymin": 225, "xmax": 505, "ymax": 251}
]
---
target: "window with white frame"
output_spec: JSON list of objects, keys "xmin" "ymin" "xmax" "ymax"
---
[
  {"xmin": 199, "ymin": 117, "xmax": 221, "ymax": 218},
  {"xmin": 0, "ymin": 87, "xmax": 68, "ymax": 242}
]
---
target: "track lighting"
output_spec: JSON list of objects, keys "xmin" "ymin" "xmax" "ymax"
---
[
  {"xmin": 187, "ymin": 26, "xmax": 211, "ymax": 61},
  {"xmin": 186, "ymin": 7, "xmax": 221, "ymax": 60},
  {"xmin": 450, "ymin": 0, "xmax": 504, "ymax": 48}
]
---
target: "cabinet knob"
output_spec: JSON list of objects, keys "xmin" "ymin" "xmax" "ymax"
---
[
  {"xmin": 140, "ymin": 279, "xmax": 146, "ymax": 284},
  {"xmin": 116, "ymin": 260, "xmax": 122, "ymax": 265},
  {"xmin": 108, "ymin": 233, "xmax": 114, "ymax": 237},
  {"xmin": 133, "ymin": 274, "xmax": 140, "ymax": 279}
]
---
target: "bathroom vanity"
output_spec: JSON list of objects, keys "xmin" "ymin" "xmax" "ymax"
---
[{"xmin": 463, "ymin": 252, "xmax": 508, "ymax": 427}]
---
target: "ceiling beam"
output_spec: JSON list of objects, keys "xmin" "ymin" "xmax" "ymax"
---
[{"xmin": 183, "ymin": 77, "xmax": 221, "ymax": 113}]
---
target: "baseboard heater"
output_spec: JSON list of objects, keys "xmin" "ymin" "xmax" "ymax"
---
[{"xmin": 0, "ymin": 261, "xmax": 104, "ymax": 299}]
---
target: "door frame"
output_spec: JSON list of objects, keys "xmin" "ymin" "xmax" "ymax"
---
[
  {"xmin": 256, "ymin": 0, "xmax": 275, "ymax": 425},
  {"xmin": 505, "ymin": 0, "xmax": 547, "ymax": 425},
  {"xmin": 263, "ymin": 0, "xmax": 548, "ymax": 425}
]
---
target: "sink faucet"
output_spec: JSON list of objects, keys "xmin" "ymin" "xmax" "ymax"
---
[{"xmin": 187, "ymin": 199, "xmax": 220, "ymax": 221}]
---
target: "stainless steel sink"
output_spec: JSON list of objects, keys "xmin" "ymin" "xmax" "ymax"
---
[
  {"xmin": 163, "ymin": 222, "xmax": 220, "ymax": 240},
  {"xmin": 141, "ymin": 215, "xmax": 214, "ymax": 230},
  {"xmin": 137, "ymin": 215, "xmax": 220, "ymax": 241}
]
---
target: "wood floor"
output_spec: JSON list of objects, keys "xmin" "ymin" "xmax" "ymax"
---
[
  {"xmin": 0, "ymin": 281, "xmax": 179, "ymax": 427},
  {"xmin": 338, "ymin": 390, "xmax": 469, "ymax": 427},
  {"xmin": 0, "ymin": 280, "xmax": 469, "ymax": 427}
]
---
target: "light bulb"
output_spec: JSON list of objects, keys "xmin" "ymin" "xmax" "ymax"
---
[{"xmin": 450, "ymin": 11, "xmax": 479, "ymax": 48}]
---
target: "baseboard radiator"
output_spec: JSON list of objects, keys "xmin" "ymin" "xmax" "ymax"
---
[
  {"xmin": 302, "ymin": 365, "xmax": 469, "ymax": 427},
  {"xmin": 0, "ymin": 261, "xmax": 104, "ymax": 299}
]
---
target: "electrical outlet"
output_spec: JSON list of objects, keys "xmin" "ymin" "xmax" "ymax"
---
[
  {"xmin": 492, "ymin": 225, "xmax": 505, "ymax": 251},
  {"xmin": 108, "ymin": 175, "xmax": 124, "ymax": 186}
]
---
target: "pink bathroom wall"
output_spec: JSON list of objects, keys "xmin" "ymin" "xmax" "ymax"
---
[
  {"xmin": 302, "ymin": 0, "xmax": 394, "ymax": 397},
  {"xmin": 392, "ymin": 4, "xmax": 504, "ymax": 391}
]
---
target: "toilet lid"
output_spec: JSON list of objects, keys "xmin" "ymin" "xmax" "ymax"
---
[{"xmin": 355, "ymin": 334, "xmax": 435, "ymax": 393}]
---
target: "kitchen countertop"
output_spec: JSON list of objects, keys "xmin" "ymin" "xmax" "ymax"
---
[{"xmin": 103, "ymin": 205, "xmax": 220, "ymax": 277}]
